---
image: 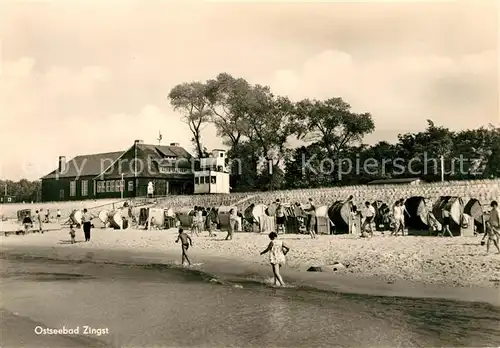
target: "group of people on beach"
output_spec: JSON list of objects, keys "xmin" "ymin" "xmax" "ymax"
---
[{"xmin": 174, "ymin": 197, "xmax": 500, "ymax": 284}]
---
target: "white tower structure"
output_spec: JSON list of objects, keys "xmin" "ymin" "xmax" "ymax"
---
[{"xmin": 194, "ymin": 149, "xmax": 230, "ymax": 194}]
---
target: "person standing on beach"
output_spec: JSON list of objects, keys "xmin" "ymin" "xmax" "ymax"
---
[
  {"xmin": 226, "ymin": 208, "xmax": 238, "ymax": 240},
  {"xmin": 176, "ymin": 228, "xmax": 193, "ymax": 266},
  {"xmin": 81, "ymin": 208, "xmax": 93, "ymax": 242},
  {"xmin": 350, "ymin": 205, "xmax": 359, "ymax": 235},
  {"xmin": 22, "ymin": 212, "xmax": 33, "ymax": 234},
  {"xmin": 304, "ymin": 198, "xmax": 317, "ymax": 239},
  {"xmin": 399, "ymin": 199, "xmax": 410, "ymax": 235},
  {"xmin": 391, "ymin": 200, "xmax": 408, "ymax": 236},
  {"xmin": 275, "ymin": 199, "xmax": 286, "ymax": 234},
  {"xmin": 485, "ymin": 201, "xmax": 500, "ymax": 254},
  {"xmin": 69, "ymin": 224, "xmax": 76, "ymax": 244},
  {"xmin": 260, "ymin": 232, "xmax": 290, "ymax": 287},
  {"xmin": 361, "ymin": 202, "xmax": 375, "ymax": 237},
  {"xmin": 35, "ymin": 210, "xmax": 44, "ymax": 234},
  {"xmin": 56, "ymin": 209, "xmax": 61, "ymax": 223}
]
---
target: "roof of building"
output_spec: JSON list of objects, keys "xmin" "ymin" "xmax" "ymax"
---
[
  {"xmin": 368, "ymin": 178, "xmax": 422, "ymax": 185},
  {"xmin": 41, "ymin": 144, "xmax": 193, "ymax": 180},
  {"xmin": 41, "ymin": 151, "xmax": 123, "ymax": 179}
]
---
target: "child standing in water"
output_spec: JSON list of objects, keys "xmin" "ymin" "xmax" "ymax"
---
[
  {"xmin": 176, "ymin": 228, "xmax": 193, "ymax": 266},
  {"xmin": 260, "ymin": 232, "xmax": 290, "ymax": 287}
]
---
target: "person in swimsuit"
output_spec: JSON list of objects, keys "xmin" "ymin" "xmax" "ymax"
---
[
  {"xmin": 485, "ymin": 200, "xmax": 500, "ymax": 254},
  {"xmin": 260, "ymin": 232, "xmax": 290, "ymax": 287},
  {"xmin": 176, "ymin": 228, "xmax": 193, "ymax": 266},
  {"xmin": 304, "ymin": 198, "xmax": 317, "ymax": 239},
  {"xmin": 275, "ymin": 199, "xmax": 286, "ymax": 234},
  {"xmin": 440, "ymin": 209, "xmax": 453, "ymax": 237},
  {"xmin": 361, "ymin": 201, "xmax": 375, "ymax": 237}
]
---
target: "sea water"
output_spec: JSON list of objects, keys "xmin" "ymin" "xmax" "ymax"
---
[{"xmin": 1, "ymin": 256, "xmax": 500, "ymax": 348}]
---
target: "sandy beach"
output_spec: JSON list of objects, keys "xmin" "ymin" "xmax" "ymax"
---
[{"xmin": 2, "ymin": 226, "xmax": 500, "ymax": 290}]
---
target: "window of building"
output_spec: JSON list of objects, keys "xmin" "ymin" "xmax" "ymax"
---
[
  {"xmin": 99, "ymin": 181, "xmax": 104, "ymax": 193},
  {"xmin": 128, "ymin": 180, "xmax": 134, "ymax": 191},
  {"xmin": 81, "ymin": 180, "xmax": 88, "ymax": 196},
  {"xmin": 70, "ymin": 181, "xmax": 76, "ymax": 197},
  {"xmin": 220, "ymin": 153, "xmax": 224, "ymax": 157},
  {"xmin": 211, "ymin": 176, "xmax": 216, "ymax": 184},
  {"xmin": 96, "ymin": 181, "xmax": 101, "ymax": 193},
  {"xmin": 110, "ymin": 180, "xmax": 115, "ymax": 192},
  {"xmin": 205, "ymin": 176, "xmax": 210, "ymax": 184},
  {"xmin": 106, "ymin": 181, "xmax": 110, "ymax": 192},
  {"xmin": 195, "ymin": 177, "xmax": 199, "ymax": 185},
  {"xmin": 200, "ymin": 176, "xmax": 204, "ymax": 184}
]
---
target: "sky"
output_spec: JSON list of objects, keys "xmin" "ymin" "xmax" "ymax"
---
[{"xmin": 0, "ymin": 0, "xmax": 499, "ymax": 180}]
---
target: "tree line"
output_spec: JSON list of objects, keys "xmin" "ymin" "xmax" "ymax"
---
[
  {"xmin": 0, "ymin": 179, "xmax": 41, "ymax": 203},
  {"xmin": 169, "ymin": 73, "xmax": 500, "ymax": 192}
]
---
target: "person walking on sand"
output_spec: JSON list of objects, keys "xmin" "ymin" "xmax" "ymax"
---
[
  {"xmin": 439, "ymin": 208, "xmax": 454, "ymax": 237},
  {"xmin": 81, "ymin": 208, "xmax": 93, "ymax": 242},
  {"xmin": 361, "ymin": 201, "xmax": 375, "ymax": 237},
  {"xmin": 260, "ymin": 232, "xmax": 290, "ymax": 287},
  {"xmin": 176, "ymin": 228, "xmax": 193, "ymax": 266},
  {"xmin": 226, "ymin": 208, "xmax": 238, "ymax": 240},
  {"xmin": 304, "ymin": 198, "xmax": 317, "ymax": 239},
  {"xmin": 485, "ymin": 200, "xmax": 500, "ymax": 254},
  {"xmin": 35, "ymin": 210, "xmax": 44, "ymax": 234}
]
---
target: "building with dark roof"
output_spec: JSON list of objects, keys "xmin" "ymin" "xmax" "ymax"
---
[{"xmin": 41, "ymin": 140, "xmax": 196, "ymax": 202}]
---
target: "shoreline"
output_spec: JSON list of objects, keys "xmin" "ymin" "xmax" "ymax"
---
[{"xmin": 2, "ymin": 242, "xmax": 499, "ymax": 307}]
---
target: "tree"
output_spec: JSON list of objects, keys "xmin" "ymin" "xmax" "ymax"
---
[
  {"xmin": 205, "ymin": 73, "xmax": 253, "ymax": 151},
  {"xmin": 284, "ymin": 143, "xmax": 330, "ymax": 188},
  {"xmin": 294, "ymin": 98, "xmax": 375, "ymax": 158},
  {"xmin": 0, "ymin": 179, "xmax": 41, "ymax": 202},
  {"xmin": 397, "ymin": 120, "xmax": 454, "ymax": 180},
  {"xmin": 294, "ymin": 97, "xmax": 375, "ymax": 180},
  {"xmin": 240, "ymin": 87, "xmax": 298, "ymax": 190},
  {"xmin": 168, "ymin": 82, "xmax": 212, "ymax": 158},
  {"xmin": 452, "ymin": 125, "xmax": 500, "ymax": 178}
]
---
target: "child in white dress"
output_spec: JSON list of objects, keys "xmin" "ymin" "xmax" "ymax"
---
[{"xmin": 260, "ymin": 232, "xmax": 290, "ymax": 286}]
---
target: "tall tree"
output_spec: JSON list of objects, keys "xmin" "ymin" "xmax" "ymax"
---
[
  {"xmin": 397, "ymin": 120, "xmax": 454, "ymax": 180},
  {"xmin": 241, "ymin": 87, "xmax": 298, "ymax": 190},
  {"xmin": 168, "ymin": 82, "xmax": 212, "ymax": 158},
  {"xmin": 205, "ymin": 73, "xmax": 252, "ymax": 151},
  {"xmin": 294, "ymin": 98, "xmax": 375, "ymax": 159},
  {"xmin": 294, "ymin": 97, "xmax": 375, "ymax": 181},
  {"xmin": 452, "ymin": 125, "xmax": 500, "ymax": 178}
]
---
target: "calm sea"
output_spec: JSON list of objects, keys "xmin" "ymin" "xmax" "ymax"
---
[{"xmin": 1, "ymin": 255, "xmax": 500, "ymax": 348}]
